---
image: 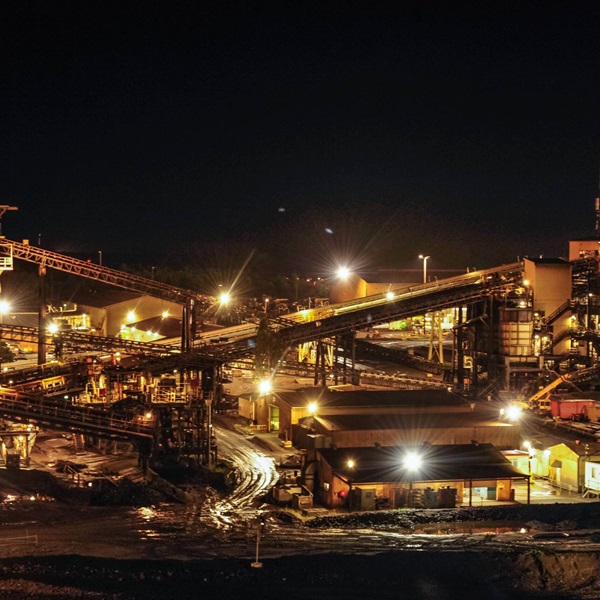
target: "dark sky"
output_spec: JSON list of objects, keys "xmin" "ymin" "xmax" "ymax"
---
[{"xmin": 4, "ymin": 1, "xmax": 600, "ymax": 273}]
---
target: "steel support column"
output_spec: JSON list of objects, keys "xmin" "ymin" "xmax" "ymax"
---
[{"xmin": 37, "ymin": 263, "xmax": 47, "ymax": 365}]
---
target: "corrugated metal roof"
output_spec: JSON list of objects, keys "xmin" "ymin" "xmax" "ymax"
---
[
  {"xmin": 563, "ymin": 441, "xmax": 600, "ymax": 456},
  {"xmin": 307, "ymin": 412, "xmax": 512, "ymax": 432},
  {"xmin": 276, "ymin": 388, "xmax": 470, "ymax": 409}
]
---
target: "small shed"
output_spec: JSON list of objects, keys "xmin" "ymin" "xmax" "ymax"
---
[
  {"xmin": 547, "ymin": 441, "xmax": 600, "ymax": 493},
  {"xmin": 312, "ymin": 443, "xmax": 528, "ymax": 510}
]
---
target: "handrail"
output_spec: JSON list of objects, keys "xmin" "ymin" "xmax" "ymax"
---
[
  {"xmin": 0, "ymin": 387, "xmax": 154, "ymax": 444},
  {"xmin": 542, "ymin": 300, "xmax": 573, "ymax": 325}
]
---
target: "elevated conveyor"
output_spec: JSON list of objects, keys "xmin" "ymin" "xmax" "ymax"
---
[
  {"xmin": 0, "ymin": 323, "xmax": 182, "ymax": 356},
  {"xmin": 202, "ymin": 261, "xmax": 524, "ymax": 359},
  {"xmin": 0, "ymin": 388, "xmax": 154, "ymax": 450},
  {"xmin": 354, "ymin": 339, "xmax": 446, "ymax": 374},
  {"xmin": 0, "ymin": 238, "xmax": 214, "ymax": 308}
]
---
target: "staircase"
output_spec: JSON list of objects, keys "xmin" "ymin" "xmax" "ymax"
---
[
  {"xmin": 73, "ymin": 433, "xmax": 86, "ymax": 455},
  {"xmin": 542, "ymin": 300, "xmax": 573, "ymax": 325}
]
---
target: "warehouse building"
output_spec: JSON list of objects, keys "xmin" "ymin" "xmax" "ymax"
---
[{"xmin": 310, "ymin": 443, "xmax": 528, "ymax": 510}]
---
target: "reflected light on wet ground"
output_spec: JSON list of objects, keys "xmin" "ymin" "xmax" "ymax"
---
[{"xmin": 137, "ymin": 507, "xmax": 157, "ymax": 521}]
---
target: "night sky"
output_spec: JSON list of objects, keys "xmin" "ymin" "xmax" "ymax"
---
[{"xmin": 4, "ymin": 2, "xmax": 600, "ymax": 274}]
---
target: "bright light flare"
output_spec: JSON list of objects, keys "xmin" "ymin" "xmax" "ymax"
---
[
  {"xmin": 0, "ymin": 300, "xmax": 10, "ymax": 314},
  {"xmin": 258, "ymin": 379, "xmax": 272, "ymax": 395},
  {"xmin": 505, "ymin": 405, "xmax": 522, "ymax": 421},
  {"xmin": 386, "ymin": 291, "xmax": 395, "ymax": 300},
  {"xmin": 403, "ymin": 452, "xmax": 422, "ymax": 471},
  {"xmin": 307, "ymin": 401, "xmax": 318, "ymax": 415},
  {"xmin": 47, "ymin": 323, "xmax": 59, "ymax": 334},
  {"xmin": 336, "ymin": 266, "xmax": 351, "ymax": 280},
  {"xmin": 219, "ymin": 292, "xmax": 231, "ymax": 305}
]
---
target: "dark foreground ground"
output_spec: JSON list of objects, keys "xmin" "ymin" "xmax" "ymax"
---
[
  {"xmin": 0, "ymin": 550, "xmax": 598, "ymax": 600},
  {"xmin": 0, "ymin": 503, "xmax": 599, "ymax": 599}
]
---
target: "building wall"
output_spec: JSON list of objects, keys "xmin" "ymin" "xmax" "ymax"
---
[
  {"xmin": 327, "ymin": 425, "xmax": 520, "ymax": 451},
  {"xmin": 523, "ymin": 259, "xmax": 572, "ymax": 317},
  {"xmin": 569, "ymin": 239, "xmax": 600, "ymax": 261},
  {"xmin": 523, "ymin": 259, "xmax": 573, "ymax": 356},
  {"xmin": 105, "ymin": 297, "xmax": 183, "ymax": 337},
  {"xmin": 238, "ymin": 394, "xmax": 271, "ymax": 425},
  {"xmin": 584, "ymin": 461, "xmax": 600, "ymax": 494},
  {"xmin": 497, "ymin": 308, "xmax": 534, "ymax": 356},
  {"xmin": 548, "ymin": 447, "xmax": 579, "ymax": 492},
  {"xmin": 315, "ymin": 461, "xmax": 513, "ymax": 509},
  {"xmin": 277, "ymin": 402, "xmax": 311, "ymax": 441},
  {"xmin": 544, "ymin": 443, "xmax": 600, "ymax": 492},
  {"xmin": 328, "ymin": 275, "xmax": 367, "ymax": 304}
]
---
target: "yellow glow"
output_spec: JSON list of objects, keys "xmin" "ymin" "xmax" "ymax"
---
[
  {"xmin": 145, "ymin": 412, "xmax": 153, "ymax": 419},
  {"xmin": 337, "ymin": 266, "xmax": 351, "ymax": 280},
  {"xmin": 126, "ymin": 310, "xmax": 136, "ymax": 322},
  {"xmin": 258, "ymin": 379, "xmax": 272, "ymax": 395},
  {"xmin": 403, "ymin": 452, "xmax": 422, "ymax": 471},
  {"xmin": 47, "ymin": 323, "xmax": 59, "ymax": 334},
  {"xmin": 162, "ymin": 311, "xmax": 169, "ymax": 318},
  {"xmin": 307, "ymin": 401, "xmax": 318, "ymax": 414},
  {"xmin": 219, "ymin": 292, "xmax": 231, "ymax": 305},
  {"xmin": 347, "ymin": 459, "xmax": 355, "ymax": 469},
  {"xmin": 506, "ymin": 405, "xmax": 522, "ymax": 421},
  {"xmin": 0, "ymin": 300, "xmax": 10, "ymax": 314},
  {"xmin": 386, "ymin": 291, "xmax": 395, "ymax": 300},
  {"xmin": 523, "ymin": 280, "xmax": 529, "ymax": 286}
]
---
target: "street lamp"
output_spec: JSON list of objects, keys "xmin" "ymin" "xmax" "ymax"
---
[
  {"xmin": 258, "ymin": 379, "xmax": 271, "ymax": 395},
  {"xmin": 336, "ymin": 266, "xmax": 351, "ymax": 280},
  {"xmin": 523, "ymin": 440, "xmax": 537, "ymax": 477},
  {"xmin": 0, "ymin": 300, "xmax": 10, "ymax": 326},
  {"xmin": 418, "ymin": 255, "xmax": 430, "ymax": 284},
  {"xmin": 403, "ymin": 451, "xmax": 422, "ymax": 508},
  {"xmin": 250, "ymin": 512, "xmax": 264, "ymax": 569},
  {"xmin": 346, "ymin": 459, "xmax": 355, "ymax": 511},
  {"xmin": 219, "ymin": 292, "xmax": 231, "ymax": 305}
]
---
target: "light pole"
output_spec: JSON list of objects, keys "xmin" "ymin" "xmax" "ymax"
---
[
  {"xmin": 250, "ymin": 512, "xmax": 264, "ymax": 568},
  {"xmin": 346, "ymin": 459, "xmax": 355, "ymax": 511},
  {"xmin": 0, "ymin": 300, "xmax": 9, "ymax": 326},
  {"xmin": 403, "ymin": 451, "xmax": 422, "ymax": 508},
  {"xmin": 419, "ymin": 255, "xmax": 430, "ymax": 284}
]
